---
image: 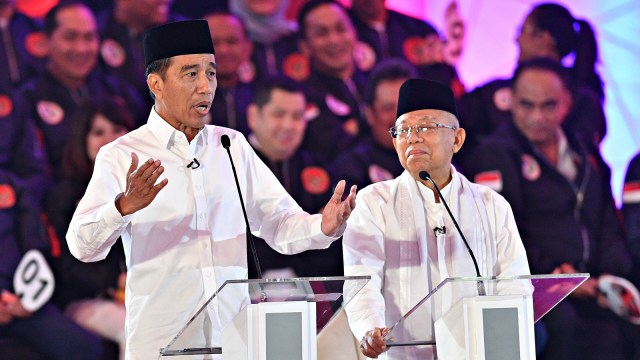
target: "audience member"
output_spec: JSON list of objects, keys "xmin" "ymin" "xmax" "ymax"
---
[
  {"xmin": 466, "ymin": 58, "xmax": 634, "ymax": 360},
  {"xmin": 97, "ymin": 0, "xmax": 182, "ymax": 108},
  {"xmin": 297, "ymin": 0, "xmax": 366, "ymax": 162},
  {"xmin": 247, "ymin": 77, "xmax": 339, "ymax": 277},
  {"xmin": 21, "ymin": 1, "xmax": 145, "ymax": 179},
  {"xmin": 330, "ymin": 58, "xmax": 415, "ymax": 191},
  {"xmin": 46, "ymin": 99, "xmax": 134, "ymax": 360},
  {"xmin": 0, "ymin": 87, "xmax": 103, "ymax": 360},
  {"xmin": 457, "ymin": 3, "xmax": 606, "ymax": 170},
  {"xmin": 229, "ymin": 0, "xmax": 304, "ymax": 81},
  {"xmin": 344, "ymin": 78, "xmax": 531, "ymax": 360},
  {"xmin": 66, "ymin": 20, "xmax": 356, "ymax": 358},
  {"xmin": 0, "ymin": 0, "xmax": 47, "ymax": 90},
  {"xmin": 204, "ymin": 11, "xmax": 255, "ymax": 135}
]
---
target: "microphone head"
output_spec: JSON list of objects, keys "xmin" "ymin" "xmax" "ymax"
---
[
  {"xmin": 419, "ymin": 171, "xmax": 431, "ymax": 181},
  {"xmin": 221, "ymin": 134, "xmax": 231, "ymax": 149}
]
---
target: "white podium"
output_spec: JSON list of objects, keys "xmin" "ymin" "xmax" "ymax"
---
[
  {"xmin": 384, "ymin": 274, "xmax": 588, "ymax": 360},
  {"xmin": 160, "ymin": 276, "xmax": 369, "ymax": 359}
]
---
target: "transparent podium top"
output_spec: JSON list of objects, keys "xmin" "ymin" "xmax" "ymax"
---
[
  {"xmin": 161, "ymin": 276, "xmax": 369, "ymax": 356},
  {"xmin": 384, "ymin": 273, "xmax": 589, "ymax": 347}
]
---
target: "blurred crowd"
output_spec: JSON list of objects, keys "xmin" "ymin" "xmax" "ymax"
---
[{"xmin": 1, "ymin": 0, "xmax": 638, "ymax": 359}]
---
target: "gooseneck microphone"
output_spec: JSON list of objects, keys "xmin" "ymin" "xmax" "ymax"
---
[
  {"xmin": 221, "ymin": 134, "xmax": 262, "ymax": 279},
  {"xmin": 419, "ymin": 170, "xmax": 485, "ymax": 296}
]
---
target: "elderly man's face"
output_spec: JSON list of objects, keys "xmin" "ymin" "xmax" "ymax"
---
[
  {"xmin": 150, "ymin": 54, "xmax": 217, "ymax": 134},
  {"xmin": 511, "ymin": 68, "xmax": 572, "ymax": 148},
  {"xmin": 248, "ymin": 88, "xmax": 307, "ymax": 161},
  {"xmin": 47, "ymin": 5, "xmax": 99, "ymax": 84},
  {"xmin": 301, "ymin": 3, "xmax": 356, "ymax": 76},
  {"xmin": 392, "ymin": 109, "xmax": 464, "ymax": 180}
]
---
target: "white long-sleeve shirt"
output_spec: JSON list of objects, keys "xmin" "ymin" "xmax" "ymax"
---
[
  {"xmin": 343, "ymin": 168, "xmax": 531, "ymax": 360},
  {"xmin": 67, "ymin": 109, "xmax": 335, "ymax": 359}
]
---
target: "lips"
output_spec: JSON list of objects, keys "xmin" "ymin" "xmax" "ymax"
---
[
  {"xmin": 194, "ymin": 101, "xmax": 211, "ymax": 115},
  {"xmin": 406, "ymin": 147, "xmax": 427, "ymax": 158}
]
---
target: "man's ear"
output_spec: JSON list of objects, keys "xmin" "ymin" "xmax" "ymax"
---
[
  {"xmin": 452, "ymin": 127, "xmax": 466, "ymax": 154},
  {"xmin": 247, "ymin": 103, "xmax": 259, "ymax": 131},
  {"xmin": 147, "ymin": 73, "xmax": 163, "ymax": 100}
]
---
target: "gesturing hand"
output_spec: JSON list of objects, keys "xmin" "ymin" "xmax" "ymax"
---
[
  {"xmin": 115, "ymin": 152, "xmax": 168, "ymax": 216},
  {"xmin": 320, "ymin": 180, "xmax": 356, "ymax": 237}
]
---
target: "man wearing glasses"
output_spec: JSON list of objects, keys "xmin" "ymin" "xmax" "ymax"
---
[{"xmin": 342, "ymin": 79, "xmax": 531, "ymax": 360}]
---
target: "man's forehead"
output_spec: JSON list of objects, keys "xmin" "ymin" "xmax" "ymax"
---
[
  {"xmin": 395, "ymin": 109, "xmax": 455, "ymax": 125},
  {"xmin": 171, "ymin": 53, "xmax": 216, "ymax": 65}
]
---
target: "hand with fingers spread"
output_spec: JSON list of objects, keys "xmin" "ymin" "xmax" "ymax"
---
[
  {"xmin": 321, "ymin": 180, "xmax": 357, "ymax": 237},
  {"xmin": 359, "ymin": 327, "xmax": 390, "ymax": 358},
  {"xmin": 115, "ymin": 152, "xmax": 169, "ymax": 216}
]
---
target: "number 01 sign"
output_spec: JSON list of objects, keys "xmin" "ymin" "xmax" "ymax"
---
[{"xmin": 13, "ymin": 249, "xmax": 55, "ymax": 312}]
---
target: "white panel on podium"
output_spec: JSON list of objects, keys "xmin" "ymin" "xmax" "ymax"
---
[
  {"xmin": 435, "ymin": 295, "xmax": 535, "ymax": 360},
  {"xmin": 160, "ymin": 276, "xmax": 370, "ymax": 358}
]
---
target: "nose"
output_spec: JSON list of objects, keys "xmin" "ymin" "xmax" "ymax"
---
[
  {"xmin": 197, "ymin": 73, "xmax": 214, "ymax": 94},
  {"xmin": 406, "ymin": 128, "xmax": 423, "ymax": 143}
]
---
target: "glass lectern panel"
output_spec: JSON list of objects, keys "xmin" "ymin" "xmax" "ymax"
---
[
  {"xmin": 160, "ymin": 276, "xmax": 369, "ymax": 356},
  {"xmin": 384, "ymin": 274, "xmax": 589, "ymax": 347}
]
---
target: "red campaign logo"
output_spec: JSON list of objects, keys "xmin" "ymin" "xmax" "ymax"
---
[
  {"xmin": 301, "ymin": 166, "xmax": 330, "ymax": 195},
  {"xmin": 283, "ymin": 53, "xmax": 310, "ymax": 81},
  {"xmin": 0, "ymin": 94, "xmax": 13, "ymax": 117}
]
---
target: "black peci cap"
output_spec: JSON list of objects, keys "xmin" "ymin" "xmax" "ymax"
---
[
  {"xmin": 396, "ymin": 79, "xmax": 458, "ymax": 119},
  {"xmin": 143, "ymin": 20, "xmax": 215, "ymax": 68}
]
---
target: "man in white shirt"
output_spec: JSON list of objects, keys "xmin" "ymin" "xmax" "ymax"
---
[
  {"xmin": 66, "ymin": 20, "xmax": 356, "ymax": 359},
  {"xmin": 343, "ymin": 78, "xmax": 530, "ymax": 359}
]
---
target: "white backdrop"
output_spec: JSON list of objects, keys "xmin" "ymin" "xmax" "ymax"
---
[{"xmin": 383, "ymin": 0, "xmax": 640, "ymax": 206}]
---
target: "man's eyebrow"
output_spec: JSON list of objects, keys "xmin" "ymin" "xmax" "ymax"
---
[{"xmin": 179, "ymin": 64, "xmax": 199, "ymax": 72}]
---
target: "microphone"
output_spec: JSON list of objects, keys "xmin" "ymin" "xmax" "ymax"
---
[
  {"xmin": 419, "ymin": 170, "xmax": 485, "ymax": 296},
  {"xmin": 187, "ymin": 158, "xmax": 200, "ymax": 169},
  {"xmin": 221, "ymin": 134, "xmax": 262, "ymax": 279}
]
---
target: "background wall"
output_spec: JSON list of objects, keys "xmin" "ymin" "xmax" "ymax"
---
[{"xmin": 386, "ymin": 0, "xmax": 640, "ymax": 206}]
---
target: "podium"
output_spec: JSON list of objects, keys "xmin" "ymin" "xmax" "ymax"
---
[
  {"xmin": 160, "ymin": 276, "xmax": 369, "ymax": 359},
  {"xmin": 383, "ymin": 274, "xmax": 589, "ymax": 360}
]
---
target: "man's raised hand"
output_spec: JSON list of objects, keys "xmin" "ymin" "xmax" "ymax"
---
[{"xmin": 115, "ymin": 152, "xmax": 168, "ymax": 216}]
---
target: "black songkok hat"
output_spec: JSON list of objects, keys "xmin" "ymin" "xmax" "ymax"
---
[
  {"xmin": 396, "ymin": 79, "xmax": 458, "ymax": 119},
  {"xmin": 143, "ymin": 20, "xmax": 215, "ymax": 68}
]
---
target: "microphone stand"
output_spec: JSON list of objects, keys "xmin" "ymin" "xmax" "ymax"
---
[
  {"xmin": 419, "ymin": 171, "xmax": 486, "ymax": 296},
  {"xmin": 221, "ymin": 135, "xmax": 262, "ymax": 279}
]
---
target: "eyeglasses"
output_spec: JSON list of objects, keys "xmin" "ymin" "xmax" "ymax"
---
[{"xmin": 389, "ymin": 123, "xmax": 457, "ymax": 139}]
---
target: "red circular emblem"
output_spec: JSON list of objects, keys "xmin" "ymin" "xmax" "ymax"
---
[
  {"xmin": 0, "ymin": 95, "xmax": 13, "ymax": 118},
  {"xmin": 283, "ymin": 53, "xmax": 310, "ymax": 81},
  {"xmin": 342, "ymin": 118, "xmax": 359, "ymax": 136},
  {"xmin": 493, "ymin": 87, "xmax": 512, "ymax": 111},
  {"xmin": 0, "ymin": 184, "xmax": 16, "ymax": 209},
  {"xmin": 403, "ymin": 36, "xmax": 427, "ymax": 65},
  {"xmin": 25, "ymin": 31, "xmax": 48, "ymax": 58},
  {"xmin": 301, "ymin": 166, "xmax": 330, "ymax": 195}
]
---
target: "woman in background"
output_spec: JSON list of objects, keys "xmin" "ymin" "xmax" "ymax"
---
[{"xmin": 45, "ymin": 98, "xmax": 134, "ymax": 360}]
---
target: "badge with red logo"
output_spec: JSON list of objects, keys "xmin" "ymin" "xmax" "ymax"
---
[
  {"xmin": 354, "ymin": 41, "xmax": 376, "ymax": 72},
  {"xmin": 403, "ymin": 36, "xmax": 427, "ymax": 65},
  {"xmin": 0, "ymin": 94, "xmax": 13, "ymax": 118},
  {"xmin": 623, "ymin": 181, "xmax": 640, "ymax": 205},
  {"xmin": 283, "ymin": 53, "xmax": 310, "ymax": 81},
  {"xmin": 521, "ymin": 154, "xmax": 541, "ymax": 181},
  {"xmin": 474, "ymin": 170, "xmax": 503, "ymax": 192},
  {"xmin": 0, "ymin": 184, "xmax": 16, "ymax": 209},
  {"xmin": 493, "ymin": 87, "xmax": 512, "ymax": 111},
  {"xmin": 100, "ymin": 39, "xmax": 126, "ymax": 68},
  {"xmin": 301, "ymin": 166, "xmax": 330, "ymax": 195},
  {"xmin": 25, "ymin": 31, "xmax": 48, "ymax": 58},
  {"xmin": 368, "ymin": 164, "xmax": 393, "ymax": 183},
  {"xmin": 37, "ymin": 100, "xmax": 64, "ymax": 125}
]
